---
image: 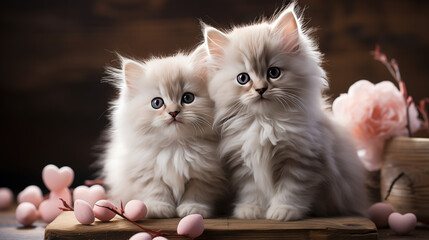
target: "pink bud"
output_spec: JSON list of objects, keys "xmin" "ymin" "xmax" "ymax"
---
[
  {"xmin": 129, "ymin": 232, "xmax": 153, "ymax": 240},
  {"xmin": 93, "ymin": 200, "xmax": 116, "ymax": 222},
  {"xmin": 74, "ymin": 199, "xmax": 95, "ymax": 225},
  {"xmin": 177, "ymin": 214, "xmax": 204, "ymax": 239},
  {"xmin": 124, "ymin": 200, "xmax": 147, "ymax": 221}
]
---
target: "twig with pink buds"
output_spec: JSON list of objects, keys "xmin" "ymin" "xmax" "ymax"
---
[{"xmin": 371, "ymin": 45, "xmax": 412, "ymax": 137}]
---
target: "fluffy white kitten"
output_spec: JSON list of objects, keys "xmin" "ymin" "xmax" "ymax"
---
[
  {"xmin": 203, "ymin": 4, "xmax": 367, "ymax": 221},
  {"xmin": 102, "ymin": 46, "xmax": 225, "ymax": 218}
]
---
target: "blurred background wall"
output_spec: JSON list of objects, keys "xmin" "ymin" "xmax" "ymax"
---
[{"xmin": 1, "ymin": 0, "xmax": 428, "ymax": 193}]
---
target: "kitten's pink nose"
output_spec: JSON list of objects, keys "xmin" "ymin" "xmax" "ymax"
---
[
  {"xmin": 256, "ymin": 88, "xmax": 267, "ymax": 95},
  {"xmin": 169, "ymin": 111, "xmax": 180, "ymax": 118}
]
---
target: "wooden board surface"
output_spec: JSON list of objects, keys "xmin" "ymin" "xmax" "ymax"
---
[{"xmin": 44, "ymin": 212, "xmax": 377, "ymax": 240}]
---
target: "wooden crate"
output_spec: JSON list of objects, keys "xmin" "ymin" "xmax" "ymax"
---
[{"xmin": 44, "ymin": 212, "xmax": 377, "ymax": 240}]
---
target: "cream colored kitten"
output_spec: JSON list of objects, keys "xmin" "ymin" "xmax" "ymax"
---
[
  {"xmin": 102, "ymin": 46, "xmax": 226, "ymax": 218},
  {"xmin": 203, "ymin": 4, "xmax": 367, "ymax": 221}
]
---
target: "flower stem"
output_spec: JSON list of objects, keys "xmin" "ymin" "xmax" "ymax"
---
[{"xmin": 406, "ymin": 104, "xmax": 412, "ymax": 137}]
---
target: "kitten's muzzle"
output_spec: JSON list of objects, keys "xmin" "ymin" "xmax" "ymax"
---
[
  {"xmin": 256, "ymin": 88, "xmax": 268, "ymax": 95},
  {"xmin": 169, "ymin": 111, "xmax": 180, "ymax": 119}
]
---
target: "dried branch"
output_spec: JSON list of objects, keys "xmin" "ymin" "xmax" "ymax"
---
[
  {"xmin": 94, "ymin": 203, "xmax": 189, "ymax": 239},
  {"xmin": 58, "ymin": 198, "xmax": 74, "ymax": 211},
  {"xmin": 94, "ymin": 204, "xmax": 160, "ymax": 236}
]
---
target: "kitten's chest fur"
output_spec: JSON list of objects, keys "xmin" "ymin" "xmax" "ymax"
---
[
  {"xmin": 154, "ymin": 144, "xmax": 191, "ymax": 201},
  {"xmin": 140, "ymin": 137, "xmax": 217, "ymax": 200},
  {"xmin": 221, "ymin": 115, "xmax": 299, "ymax": 195}
]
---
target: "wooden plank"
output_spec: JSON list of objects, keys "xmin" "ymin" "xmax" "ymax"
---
[{"xmin": 44, "ymin": 212, "xmax": 377, "ymax": 240}]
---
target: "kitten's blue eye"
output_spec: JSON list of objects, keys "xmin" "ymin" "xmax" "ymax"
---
[
  {"xmin": 151, "ymin": 97, "xmax": 164, "ymax": 109},
  {"xmin": 237, "ymin": 73, "xmax": 250, "ymax": 85},
  {"xmin": 182, "ymin": 92, "xmax": 195, "ymax": 104},
  {"xmin": 267, "ymin": 67, "xmax": 281, "ymax": 79}
]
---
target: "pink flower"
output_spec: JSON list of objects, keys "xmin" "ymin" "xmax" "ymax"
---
[{"xmin": 333, "ymin": 80, "xmax": 420, "ymax": 170}]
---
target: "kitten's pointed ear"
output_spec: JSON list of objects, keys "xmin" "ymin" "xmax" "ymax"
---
[
  {"xmin": 204, "ymin": 26, "xmax": 229, "ymax": 59},
  {"xmin": 189, "ymin": 44, "xmax": 208, "ymax": 78},
  {"xmin": 121, "ymin": 58, "xmax": 144, "ymax": 88},
  {"xmin": 272, "ymin": 5, "xmax": 300, "ymax": 51},
  {"xmin": 189, "ymin": 44, "xmax": 207, "ymax": 65}
]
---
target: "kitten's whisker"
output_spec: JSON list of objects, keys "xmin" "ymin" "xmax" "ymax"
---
[
  {"xmin": 188, "ymin": 121, "xmax": 201, "ymax": 135},
  {"xmin": 285, "ymin": 93, "xmax": 306, "ymax": 111},
  {"xmin": 278, "ymin": 95, "xmax": 306, "ymax": 112},
  {"xmin": 273, "ymin": 97, "xmax": 291, "ymax": 111},
  {"xmin": 194, "ymin": 121, "xmax": 207, "ymax": 135}
]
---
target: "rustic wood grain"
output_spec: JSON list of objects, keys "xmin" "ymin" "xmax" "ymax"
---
[
  {"xmin": 4, "ymin": 205, "xmax": 429, "ymax": 240},
  {"xmin": 44, "ymin": 212, "xmax": 377, "ymax": 240},
  {"xmin": 381, "ymin": 137, "xmax": 429, "ymax": 222}
]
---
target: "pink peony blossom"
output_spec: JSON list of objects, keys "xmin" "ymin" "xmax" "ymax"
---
[{"xmin": 333, "ymin": 80, "xmax": 420, "ymax": 170}]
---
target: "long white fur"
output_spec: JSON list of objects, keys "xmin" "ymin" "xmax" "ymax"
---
[
  {"xmin": 203, "ymin": 3, "xmax": 368, "ymax": 220},
  {"xmin": 101, "ymin": 46, "xmax": 226, "ymax": 218}
]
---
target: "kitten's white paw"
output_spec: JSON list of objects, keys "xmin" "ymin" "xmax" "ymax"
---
[
  {"xmin": 145, "ymin": 201, "xmax": 176, "ymax": 218},
  {"xmin": 266, "ymin": 204, "xmax": 304, "ymax": 221},
  {"xmin": 177, "ymin": 203, "xmax": 211, "ymax": 218},
  {"xmin": 233, "ymin": 204, "xmax": 263, "ymax": 219}
]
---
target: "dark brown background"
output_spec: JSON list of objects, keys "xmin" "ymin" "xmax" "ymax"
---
[{"xmin": 1, "ymin": 0, "xmax": 428, "ymax": 193}]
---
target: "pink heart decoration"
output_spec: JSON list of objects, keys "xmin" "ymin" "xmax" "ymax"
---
[
  {"xmin": 73, "ymin": 185, "xmax": 105, "ymax": 207},
  {"xmin": 388, "ymin": 212, "xmax": 417, "ymax": 235},
  {"xmin": 39, "ymin": 198, "xmax": 63, "ymax": 223},
  {"xmin": 18, "ymin": 185, "xmax": 44, "ymax": 208},
  {"xmin": 42, "ymin": 164, "xmax": 74, "ymax": 192}
]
